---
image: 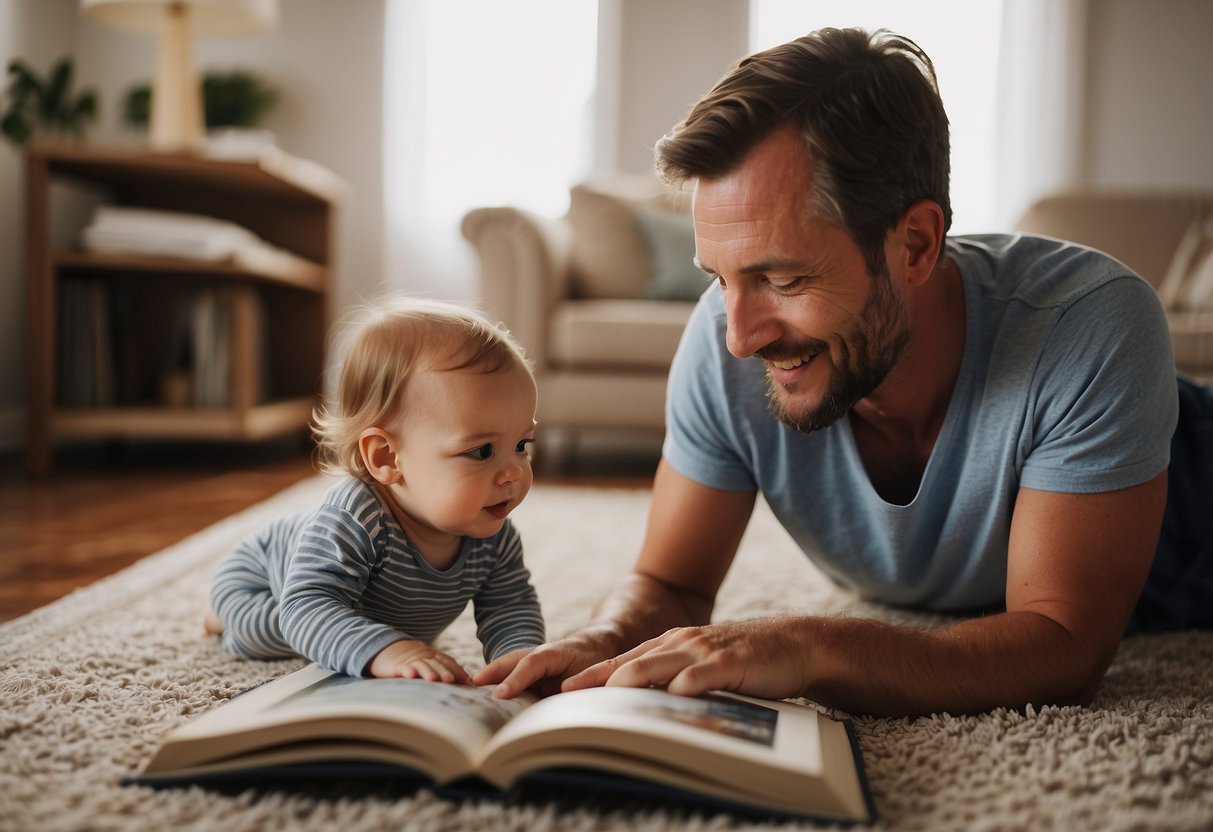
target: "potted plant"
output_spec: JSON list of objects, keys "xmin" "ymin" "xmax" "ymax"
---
[
  {"xmin": 123, "ymin": 70, "xmax": 277, "ymax": 130},
  {"xmin": 1, "ymin": 57, "xmax": 98, "ymax": 147}
]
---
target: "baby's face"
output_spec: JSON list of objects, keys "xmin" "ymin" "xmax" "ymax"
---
[{"xmin": 383, "ymin": 363, "xmax": 537, "ymax": 543}]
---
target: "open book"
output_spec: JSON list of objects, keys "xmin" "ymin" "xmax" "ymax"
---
[{"xmin": 130, "ymin": 663, "xmax": 875, "ymax": 823}]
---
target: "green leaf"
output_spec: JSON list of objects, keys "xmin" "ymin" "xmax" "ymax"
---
[
  {"xmin": 1, "ymin": 56, "xmax": 99, "ymax": 147},
  {"xmin": 43, "ymin": 58, "xmax": 73, "ymax": 123},
  {"xmin": 1, "ymin": 109, "xmax": 32, "ymax": 144}
]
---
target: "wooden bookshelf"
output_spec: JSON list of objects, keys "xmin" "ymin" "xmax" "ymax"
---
[{"xmin": 23, "ymin": 142, "xmax": 344, "ymax": 475}]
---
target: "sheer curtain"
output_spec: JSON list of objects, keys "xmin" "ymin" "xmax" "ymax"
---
[
  {"xmin": 750, "ymin": 0, "xmax": 1006, "ymax": 234},
  {"xmin": 382, "ymin": 0, "xmax": 598, "ymax": 301},
  {"xmin": 751, "ymin": 0, "xmax": 1091, "ymax": 233},
  {"xmin": 993, "ymin": 0, "xmax": 1088, "ymax": 230}
]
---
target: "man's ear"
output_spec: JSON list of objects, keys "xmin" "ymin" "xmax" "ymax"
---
[
  {"xmin": 359, "ymin": 428, "xmax": 402, "ymax": 485},
  {"xmin": 891, "ymin": 199, "xmax": 945, "ymax": 288}
]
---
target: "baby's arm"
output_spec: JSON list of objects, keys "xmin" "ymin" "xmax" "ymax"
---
[
  {"xmin": 278, "ymin": 506, "xmax": 423, "ymax": 677},
  {"xmin": 368, "ymin": 639, "xmax": 473, "ymax": 684},
  {"xmin": 471, "ymin": 523, "xmax": 546, "ymax": 664}
]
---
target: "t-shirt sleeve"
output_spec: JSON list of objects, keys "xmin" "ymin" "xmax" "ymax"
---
[
  {"xmin": 662, "ymin": 290, "xmax": 760, "ymax": 492},
  {"xmin": 1020, "ymin": 274, "xmax": 1178, "ymax": 493}
]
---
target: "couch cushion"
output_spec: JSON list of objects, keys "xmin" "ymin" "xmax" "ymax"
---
[
  {"xmin": 548, "ymin": 299, "xmax": 695, "ymax": 371},
  {"xmin": 567, "ymin": 176, "xmax": 691, "ymax": 300}
]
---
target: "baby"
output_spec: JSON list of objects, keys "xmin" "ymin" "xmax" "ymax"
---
[{"xmin": 205, "ymin": 297, "xmax": 545, "ymax": 682}]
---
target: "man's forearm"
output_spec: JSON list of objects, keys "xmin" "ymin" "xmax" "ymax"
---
[
  {"xmin": 798, "ymin": 611, "xmax": 1108, "ymax": 716},
  {"xmin": 586, "ymin": 572, "xmax": 715, "ymax": 655}
]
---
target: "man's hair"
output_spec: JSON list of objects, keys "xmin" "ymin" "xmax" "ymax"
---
[
  {"xmin": 312, "ymin": 296, "xmax": 532, "ymax": 479},
  {"xmin": 654, "ymin": 27, "xmax": 951, "ymax": 275}
]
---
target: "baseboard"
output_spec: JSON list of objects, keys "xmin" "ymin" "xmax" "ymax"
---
[{"xmin": 0, "ymin": 406, "xmax": 24, "ymax": 454}]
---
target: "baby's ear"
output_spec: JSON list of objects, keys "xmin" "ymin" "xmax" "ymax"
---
[{"xmin": 359, "ymin": 428, "xmax": 402, "ymax": 485}]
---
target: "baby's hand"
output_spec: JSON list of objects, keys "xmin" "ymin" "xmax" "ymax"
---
[{"xmin": 368, "ymin": 639, "xmax": 472, "ymax": 684}]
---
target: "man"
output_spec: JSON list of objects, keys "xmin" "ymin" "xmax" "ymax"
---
[{"xmin": 477, "ymin": 27, "xmax": 1213, "ymax": 716}]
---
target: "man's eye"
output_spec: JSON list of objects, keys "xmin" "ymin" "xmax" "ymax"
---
[
  {"xmin": 769, "ymin": 277, "xmax": 805, "ymax": 292},
  {"xmin": 465, "ymin": 445, "xmax": 493, "ymax": 461}
]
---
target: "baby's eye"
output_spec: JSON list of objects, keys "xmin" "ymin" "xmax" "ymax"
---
[
  {"xmin": 516, "ymin": 438, "xmax": 535, "ymax": 455},
  {"xmin": 465, "ymin": 444, "xmax": 493, "ymax": 461}
]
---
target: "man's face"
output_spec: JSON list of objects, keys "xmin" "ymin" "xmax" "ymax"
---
[{"xmin": 692, "ymin": 127, "xmax": 910, "ymax": 433}]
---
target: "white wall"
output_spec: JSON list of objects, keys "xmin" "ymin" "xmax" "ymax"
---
[
  {"xmin": 1083, "ymin": 0, "xmax": 1213, "ymax": 188},
  {"xmin": 605, "ymin": 0, "xmax": 750, "ymax": 175},
  {"xmin": 2, "ymin": 0, "xmax": 1211, "ymax": 455},
  {"xmin": 0, "ymin": 0, "xmax": 79, "ymax": 448}
]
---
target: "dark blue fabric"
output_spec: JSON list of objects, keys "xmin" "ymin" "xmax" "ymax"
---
[{"xmin": 1130, "ymin": 374, "xmax": 1213, "ymax": 632}]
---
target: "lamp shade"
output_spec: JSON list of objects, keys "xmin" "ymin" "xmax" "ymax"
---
[
  {"xmin": 80, "ymin": 0, "xmax": 278, "ymax": 36},
  {"xmin": 80, "ymin": 0, "xmax": 278, "ymax": 153}
]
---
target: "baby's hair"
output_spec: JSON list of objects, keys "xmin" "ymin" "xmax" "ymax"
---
[{"xmin": 311, "ymin": 296, "xmax": 532, "ymax": 479}]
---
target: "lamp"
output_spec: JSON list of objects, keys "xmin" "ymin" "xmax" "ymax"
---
[{"xmin": 81, "ymin": 0, "xmax": 278, "ymax": 153}]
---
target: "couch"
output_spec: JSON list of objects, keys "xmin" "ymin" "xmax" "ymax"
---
[
  {"xmin": 1013, "ymin": 190, "xmax": 1213, "ymax": 383},
  {"xmin": 461, "ymin": 176, "xmax": 701, "ymax": 445},
  {"xmin": 461, "ymin": 184, "xmax": 1213, "ymax": 450}
]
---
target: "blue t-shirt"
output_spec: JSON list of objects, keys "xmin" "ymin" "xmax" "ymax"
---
[{"xmin": 663, "ymin": 234, "xmax": 1178, "ymax": 613}]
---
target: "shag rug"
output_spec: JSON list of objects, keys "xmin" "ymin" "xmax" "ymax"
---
[{"xmin": 1, "ymin": 476, "xmax": 1211, "ymax": 832}]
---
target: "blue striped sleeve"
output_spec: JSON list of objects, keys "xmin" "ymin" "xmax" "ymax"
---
[
  {"xmin": 471, "ymin": 523, "xmax": 546, "ymax": 661},
  {"xmin": 278, "ymin": 502, "xmax": 409, "ymax": 677}
]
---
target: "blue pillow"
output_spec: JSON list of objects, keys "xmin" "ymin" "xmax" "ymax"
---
[{"xmin": 634, "ymin": 208, "xmax": 710, "ymax": 302}]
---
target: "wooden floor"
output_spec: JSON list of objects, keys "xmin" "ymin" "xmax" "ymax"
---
[{"xmin": 0, "ymin": 435, "xmax": 659, "ymax": 623}]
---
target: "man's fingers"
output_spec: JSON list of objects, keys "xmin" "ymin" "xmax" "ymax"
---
[
  {"xmin": 491, "ymin": 648, "xmax": 572, "ymax": 698},
  {"xmin": 475, "ymin": 655, "xmax": 512, "ymax": 686},
  {"xmin": 602, "ymin": 649, "xmax": 694, "ymax": 690},
  {"xmin": 562, "ymin": 656, "xmax": 620, "ymax": 691}
]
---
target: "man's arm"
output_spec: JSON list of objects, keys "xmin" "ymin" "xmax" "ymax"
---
[
  {"xmin": 476, "ymin": 460, "xmax": 757, "ymax": 696},
  {"xmin": 569, "ymin": 472, "xmax": 1166, "ymax": 716}
]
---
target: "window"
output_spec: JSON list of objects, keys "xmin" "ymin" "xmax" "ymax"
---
[{"xmin": 384, "ymin": 0, "xmax": 598, "ymax": 298}]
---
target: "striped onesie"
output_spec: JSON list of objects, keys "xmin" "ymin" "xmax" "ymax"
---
[{"xmin": 210, "ymin": 477, "xmax": 545, "ymax": 677}]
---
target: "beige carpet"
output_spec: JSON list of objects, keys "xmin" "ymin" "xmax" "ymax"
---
[{"xmin": 1, "ymin": 475, "xmax": 1211, "ymax": 831}]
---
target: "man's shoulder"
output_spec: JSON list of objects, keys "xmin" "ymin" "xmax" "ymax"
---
[{"xmin": 951, "ymin": 232, "xmax": 1153, "ymax": 313}]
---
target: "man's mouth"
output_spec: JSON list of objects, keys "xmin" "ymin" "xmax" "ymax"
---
[
  {"xmin": 770, "ymin": 355, "xmax": 810, "ymax": 370},
  {"xmin": 763, "ymin": 346, "xmax": 826, "ymax": 380}
]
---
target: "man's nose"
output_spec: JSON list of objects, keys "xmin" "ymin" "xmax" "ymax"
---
[{"xmin": 724, "ymin": 289, "xmax": 779, "ymax": 358}]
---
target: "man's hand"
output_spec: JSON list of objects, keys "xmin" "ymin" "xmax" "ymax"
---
[
  {"xmin": 368, "ymin": 639, "xmax": 472, "ymax": 684},
  {"xmin": 476, "ymin": 628, "xmax": 622, "ymax": 698},
  {"xmin": 566, "ymin": 618, "xmax": 813, "ymax": 700}
]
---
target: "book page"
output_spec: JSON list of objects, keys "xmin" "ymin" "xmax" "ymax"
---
[
  {"xmin": 477, "ymin": 687, "xmax": 870, "ymax": 821},
  {"xmin": 482, "ymin": 686, "xmax": 818, "ymax": 771},
  {"xmin": 146, "ymin": 664, "xmax": 534, "ymax": 780}
]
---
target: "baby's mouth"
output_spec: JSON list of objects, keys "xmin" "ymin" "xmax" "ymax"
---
[{"xmin": 484, "ymin": 500, "xmax": 511, "ymax": 519}]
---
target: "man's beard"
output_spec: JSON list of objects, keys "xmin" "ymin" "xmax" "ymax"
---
[{"xmin": 762, "ymin": 266, "xmax": 910, "ymax": 434}]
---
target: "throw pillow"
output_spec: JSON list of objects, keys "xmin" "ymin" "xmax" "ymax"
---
[
  {"xmin": 567, "ymin": 182, "xmax": 652, "ymax": 299},
  {"xmin": 634, "ymin": 208, "xmax": 710, "ymax": 302}
]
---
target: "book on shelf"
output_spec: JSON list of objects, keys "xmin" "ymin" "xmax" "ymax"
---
[
  {"xmin": 190, "ymin": 287, "xmax": 230, "ymax": 408},
  {"xmin": 128, "ymin": 663, "xmax": 875, "ymax": 823},
  {"xmin": 58, "ymin": 277, "xmax": 115, "ymax": 408}
]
